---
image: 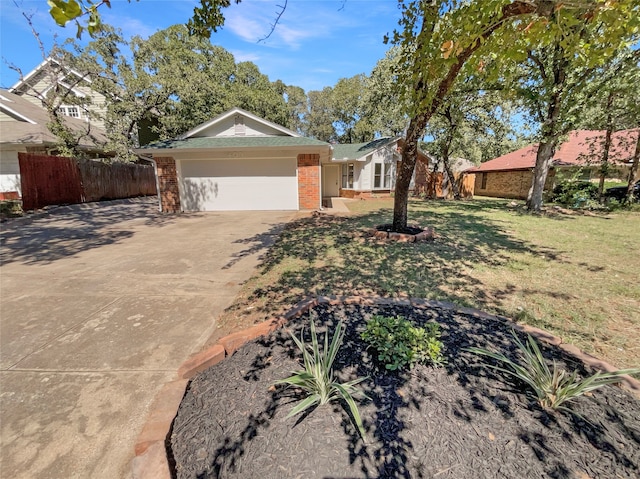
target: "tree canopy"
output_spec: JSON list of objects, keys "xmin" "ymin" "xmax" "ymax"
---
[{"xmin": 62, "ymin": 24, "xmax": 292, "ymax": 156}]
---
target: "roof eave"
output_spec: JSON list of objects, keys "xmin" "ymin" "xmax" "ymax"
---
[
  {"xmin": 135, "ymin": 143, "xmax": 331, "ymax": 156},
  {"xmin": 0, "ymin": 104, "xmax": 37, "ymax": 124}
]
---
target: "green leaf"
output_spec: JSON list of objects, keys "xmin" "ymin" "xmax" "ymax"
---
[
  {"xmin": 48, "ymin": 0, "xmax": 83, "ymax": 27},
  {"xmin": 49, "ymin": 6, "xmax": 70, "ymax": 27},
  {"xmin": 333, "ymin": 382, "xmax": 366, "ymax": 439},
  {"xmin": 286, "ymin": 394, "xmax": 320, "ymax": 418},
  {"xmin": 468, "ymin": 331, "xmax": 640, "ymax": 410},
  {"xmin": 275, "ymin": 319, "xmax": 367, "ymax": 440}
]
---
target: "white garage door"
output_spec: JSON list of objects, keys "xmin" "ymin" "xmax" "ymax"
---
[{"xmin": 179, "ymin": 158, "xmax": 298, "ymax": 211}]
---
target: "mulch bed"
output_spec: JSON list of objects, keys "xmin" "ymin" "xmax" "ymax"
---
[
  {"xmin": 375, "ymin": 224, "xmax": 424, "ymax": 235},
  {"xmin": 170, "ymin": 303, "xmax": 640, "ymax": 479}
]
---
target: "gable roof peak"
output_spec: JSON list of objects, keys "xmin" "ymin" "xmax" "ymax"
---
[
  {"xmin": 179, "ymin": 107, "xmax": 300, "ymax": 139},
  {"xmin": 9, "ymin": 56, "xmax": 91, "ymax": 94}
]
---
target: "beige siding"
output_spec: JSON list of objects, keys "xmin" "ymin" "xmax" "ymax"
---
[
  {"xmin": 0, "ymin": 111, "xmax": 20, "ymax": 122},
  {"xmin": 0, "ymin": 147, "xmax": 24, "ymax": 193},
  {"xmin": 194, "ymin": 116, "xmax": 286, "ymax": 138},
  {"xmin": 77, "ymin": 85, "xmax": 107, "ymax": 130},
  {"xmin": 15, "ymin": 73, "xmax": 107, "ymax": 130},
  {"xmin": 367, "ymin": 146, "xmax": 398, "ymax": 191}
]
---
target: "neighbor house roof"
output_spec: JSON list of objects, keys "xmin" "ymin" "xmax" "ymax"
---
[
  {"xmin": 9, "ymin": 57, "xmax": 91, "ymax": 96},
  {"xmin": 0, "ymin": 89, "xmax": 108, "ymax": 147},
  {"xmin": 468, "ymin": 129, "xmax": 639, "ymax": 173},
  {"xmin": 139, "ymin": 135, "xmax": 329, "ymax": 151},
  {"xmin": 331, "ymin": 137, "xmax": 400, "ymax": 161},
  {"xmin": 432, "ymin": 157, "xmax": 475, "ymax": 173}
]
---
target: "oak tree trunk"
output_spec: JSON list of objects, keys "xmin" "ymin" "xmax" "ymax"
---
[
  {"xmin": 526, "ymin": 141, "xmax": 555, "ymax": 211},
  {"xmin": 598, "ymin": 92, "xmax": 615, "ymax": 201},
  {"xmin": 627, "ymin": 132, "xmax": 640, "ymax": 202}
]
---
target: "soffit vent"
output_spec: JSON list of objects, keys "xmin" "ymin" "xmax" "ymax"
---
[{"xmin": 234, "ymin": 115, "xmax": 245, "ymax": 136}]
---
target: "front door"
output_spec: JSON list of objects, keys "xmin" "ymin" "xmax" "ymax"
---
[{"xmin": 322, "ymin": 165, "xmax": 340, "ymax": 197}]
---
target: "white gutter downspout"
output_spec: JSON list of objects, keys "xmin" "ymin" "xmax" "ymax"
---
[
  {"xmin": 135, "ymin": 152, "xmax": 162, "ymax": 213},
  {"xmin": 320, "ymin": 145, "xmax": 334, "ymax": 211}
]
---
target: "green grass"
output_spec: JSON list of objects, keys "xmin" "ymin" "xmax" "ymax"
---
[{"xmin": 222, "ymin": 197, "xmax": 640, "ymax": 369}]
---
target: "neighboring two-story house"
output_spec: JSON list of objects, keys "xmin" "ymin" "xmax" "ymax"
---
[
  {"xmin": 9, "ymin": 57, "xmax": 108, "ymax": 131},
  {"xmin": 0, "ymin": 89, "xmax": 109, "ymax": 196}
]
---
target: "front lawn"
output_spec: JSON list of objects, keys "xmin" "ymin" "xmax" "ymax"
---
[{"xmin": 215, "ymin": 197, "xmax": 639, "ymax": 369}]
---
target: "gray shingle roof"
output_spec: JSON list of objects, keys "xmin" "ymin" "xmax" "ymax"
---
[
  {"xmin": 0, "ymin": 89, "xmax": 109, "ymax": 147},
  {"xmin": 331, "ymin": 137, "xmax": 398, "ymax": 160},
  {"xmin": 141, "ymin": 135, "xmax": 330, "ymax": 150}
]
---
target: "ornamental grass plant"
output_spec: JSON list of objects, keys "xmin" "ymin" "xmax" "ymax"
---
[
  {"xmin": 275, "ymin": 320, "xmax": 368, "ymax": 438},
  {"xmin": 468, "ymin": 331, "xmax": 639, "ymax": 412}
]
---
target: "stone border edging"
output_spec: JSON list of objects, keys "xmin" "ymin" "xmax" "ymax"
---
[
  {"xmin": 130, "ymin": 295, "xmax": 640, "ymax": 478},
  {"xmin": 367, "ymin": 226, "xmax": 436, "ymax": 243}
]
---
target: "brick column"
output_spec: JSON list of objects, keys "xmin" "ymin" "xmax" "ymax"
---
[
  {"xmin": 297, "ymin": 153, "xmax": 320, "ymax": 210},
  {"xmin": 155, "ymin": 157, "xmax": 181, "ymax": 213}
]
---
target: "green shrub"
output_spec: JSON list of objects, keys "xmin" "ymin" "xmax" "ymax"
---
[
  {"xmin": 361, "ymin": 315, "xmax": 444, "ymax": 370},
  {"xmin": 468, "ymin": 331, "xmax": 640, "ymax": 412},
  {"xmin": 0, "ymin": 200, "xmax": 23, "ymax": 219},
  {"xmin": 275, "ymin": 320, "xmax": 368, "ymax": 438},
  {"xmin": 551, "ymin": 180, "xmax": 598, "ymax": 208}
]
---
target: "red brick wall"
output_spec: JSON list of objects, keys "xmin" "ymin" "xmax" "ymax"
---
[
  {"xmin": 339, "ymin": 189, "xmax": 392, "ymax": 199},
  {"xmin": 297, "ymin": 154, "xmax": 320, "ymax": 210},
  {"xmin": 155, "ymin": 157, "xmax": 181, "ymax": 213}
]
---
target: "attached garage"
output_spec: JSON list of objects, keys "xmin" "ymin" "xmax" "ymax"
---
[
  {"xmin": 178, "ymin": 157, "xmax": 298, "ymax": 211},
  {"xmin": 136, "ymin": 107, "xmax": 331, "ymax": 213}
]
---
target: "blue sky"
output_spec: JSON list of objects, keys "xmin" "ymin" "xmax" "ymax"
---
[{"xmin": 0, "ymin": 0, "xmax": 402, "ymax": 92}]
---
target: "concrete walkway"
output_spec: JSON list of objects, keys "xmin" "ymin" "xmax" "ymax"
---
[
  {"xmin": 0, "ymin": 198, "xmax": 295, "ymax": 478},
  {"xmin": 321, "ymin": 196, "xmax": 353, "ymax": 214}
]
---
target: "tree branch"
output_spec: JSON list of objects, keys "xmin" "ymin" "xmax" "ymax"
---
[{"xmin": 258, "ymin": 0, "xmax": 287, "ymax": 42}]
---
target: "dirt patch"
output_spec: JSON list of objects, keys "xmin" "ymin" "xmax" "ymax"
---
[{"xmin": 171, "ymin": 303, "xmax": 640, "ymax": 479}]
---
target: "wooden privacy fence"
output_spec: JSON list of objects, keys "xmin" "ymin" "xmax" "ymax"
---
[
  {"xmin": 18, "ymin": 153, "xmax": 157, "ymax": 211},
  {"xmin": 421, "ymin": 171, "xmax": 475, "ymax": 199}
]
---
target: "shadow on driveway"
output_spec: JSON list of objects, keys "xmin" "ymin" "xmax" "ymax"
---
[{"xmin": 0, "ymin": 197, "xmax": 191, "ymax": 266}]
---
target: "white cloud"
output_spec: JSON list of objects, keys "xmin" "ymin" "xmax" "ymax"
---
[
  {"xmin": 102, "ymin": 13, "xmax": 156, "ymax": 40},
  {"xmin": 223, "ymin": 1, "xmax": 342, "ymax": 50},
  {"xmin": 312, "ymin": 68, "xmax": 334, "ymax": 74},
  {"xmin": 272, "ymin": 24, "xmax": 316, "ymax": 49},
  {"xmin": 226, "ymin": 15, "xmax": 266, "ymax": 42},
  {"xmin": 231, "ymin": 50, "xmax": 261, "ymax": 63}
]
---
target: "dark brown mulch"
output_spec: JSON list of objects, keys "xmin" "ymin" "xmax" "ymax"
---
[
  {"xmin": 376, "ymin": 224, "xmax": 424, "ymax": 235},
  {"xmin": 170, "ymin": 303, "xmax": 640, "ymax": 479}
]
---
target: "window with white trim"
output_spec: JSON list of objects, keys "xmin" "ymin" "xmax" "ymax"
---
[
  {"xmin": 58, "ymin": 105, "xmax": 81, "ymax": 118},
  {"xmin": 374, "ymin": 163, "xmax": 382, "ymax": 188},
  {"xmin": 383, "ymin": 163, "xmax": 392, "ymax": 188},
  {"xmin": 342, "ymin": 163, "xmax": 354, "ymax": 188},
  {"xmin": 374, "ymin": 163, "xmax": 393, "ymax": 189}
]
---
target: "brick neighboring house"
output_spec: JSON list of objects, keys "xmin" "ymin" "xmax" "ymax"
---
[{"xmin": 467, "ymin": 129, "xmax": 639, "ymax": 200}]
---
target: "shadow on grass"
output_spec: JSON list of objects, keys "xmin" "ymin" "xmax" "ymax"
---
[{"xmin": 225, "ymin": 199, "xmax": 564, "ymax": 322}]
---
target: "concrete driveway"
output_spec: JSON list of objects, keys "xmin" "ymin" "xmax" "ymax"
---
[{"xmin": 0, "ymin": 198, "xmax": 295, "ymax": 478}]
